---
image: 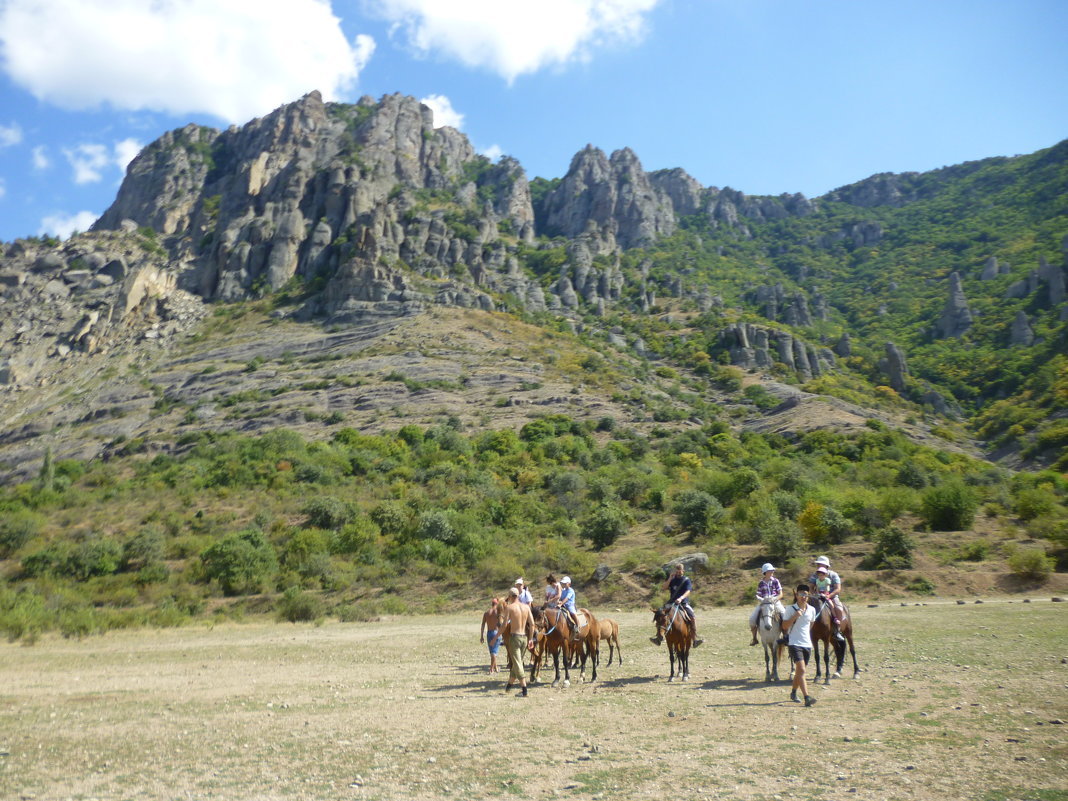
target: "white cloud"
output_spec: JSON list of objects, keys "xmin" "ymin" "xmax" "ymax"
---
[
  {"xmin": 371, "ymin": 0, "xmax": 660, "ymax": 82},
  {"xmin": 39, "ymin": 210, "xmax": 98, "ymax": 239},
  {"xmin": 420, "ymin": 94, "xmax": 464, "ymax": 129},
  {"xmin": 0, "ymin": 0, "xmax": 377, "ymax": 124},
  {"xmin": 480, "ymin": 144, "xmax": 503, "ymax": 161},
  {"xmin": 63, "ymin": 144, "xmax": 111, "ymax": 184},
  {"xmin": 32, "ymin": 145, "xmax": 50, "ymax": 169},
  {"xmin": 62, "ymin": 139, "xmax": 146, "ymax": 184},
  {"xmin": 114, "ymin": 138, "xmax": 142, "ymax": 173},
  {"xmin": 0, "ymin": 122, "xmax": 22, "ymax": 147}
]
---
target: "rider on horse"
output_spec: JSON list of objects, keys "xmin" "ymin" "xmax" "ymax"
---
[
  {"xmin": 650, "ymin": 562, "xmax": 704, "ymax": 648},
  {"xmin": 749, "ymin": 562, "xmax": 785, "ymax": 646},
  {"xmin": 558, "ymin": 576, "xmax": 582, "ymax": 638},
  {"xmin": 808, "ymin": 556, "xmax": 846, "ymax": 643}
]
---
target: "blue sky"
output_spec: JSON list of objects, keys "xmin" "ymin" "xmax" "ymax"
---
[{"xmin": 0, "ymin": 0, "xmax": 1065, "ymax": 242}]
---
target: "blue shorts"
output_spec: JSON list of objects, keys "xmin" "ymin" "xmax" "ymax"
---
[{"xmin": 487, "ymin": 630, "xmax": 501, "ymax": 656}]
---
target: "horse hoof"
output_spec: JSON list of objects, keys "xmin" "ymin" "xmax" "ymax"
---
[
  {"xmin": 833, "ymin": 671, "xmax": 842, "ymax": 679},
  {"xmin": 563, "ymin": 680, "xmax": 570, "ymax": 688},
  {"xmin": 668, "ymin": 676, "xmax": 675, "ymax": 683}
]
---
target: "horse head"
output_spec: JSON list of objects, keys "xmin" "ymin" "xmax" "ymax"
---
[
  {"xmin": 758, "ymin": 601, "xmax": 780, "ymax": 631},
  {"xmin": 652, "ymin": 606, "xmax": 668, "ymax": 638}
]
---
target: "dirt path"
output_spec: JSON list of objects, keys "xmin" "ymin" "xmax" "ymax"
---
[{"xmin": 1, "ymin": 601, "xmax": 1065, "ymax": 800}]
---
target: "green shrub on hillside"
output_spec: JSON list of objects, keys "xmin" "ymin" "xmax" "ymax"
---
[
  {"xmin": 672, "ymin": 490, "xmax": 726, "ymax": 539},
  {"xmin": 860, "ymin": 527, "xmax": 915, "ymax": 570},
  {"xmin": 201, "ymin": 529, "xmax": 278, "ymax": 595},
  {"xmin": 0, "ymin": 509, "xmax": 42, "ymax": 557},
  {"xmin": 921, "ymin": 481, "xmax": 978, "ymax": 531},
  {"xmin": 1007, "ymin": 548, "xmax": 1054, "ymax": 581},
  {"xmin": 581, "ymin": 503, "xmax": 629, "ymax": 550}
]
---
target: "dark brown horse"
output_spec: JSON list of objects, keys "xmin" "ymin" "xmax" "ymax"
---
[
  {"xmin": 652, "ymin": 602, "xmax": 692, "ymax": 682},
  {"xmin": 810, "ymin": 600, "xmax": 860, "ymax": 683},
  {"xmin": 531, "ymin": 605, "xmax": 574, "ymax": 687}
]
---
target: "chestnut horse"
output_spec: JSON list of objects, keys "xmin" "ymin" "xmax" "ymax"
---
[
  {"xmin": 810, "ymin": 600, "xmax": 860, "ymax": 683},
  {"xmin": 652, "ymin": 602, "xmax": 692, "ymax": 681},
  {"xmin": 596, "ymin": 618, "xmax": 622, "ymax": 666},
  {"xmin": 573, "ymin": 607, "xmax": 599, "ymax": 683}
]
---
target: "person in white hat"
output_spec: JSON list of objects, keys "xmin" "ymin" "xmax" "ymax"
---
[
  {"xmin": 514, "ymin": 578, "xmax": 532, "ymax": 606},
  {"xmin": 808, "ymin": 556, "xmax": 845, "ymax": 642},
  {"xmin": 748, "ymin": 563, "xmax": 785, "ymax": 645},
  {"xmin": 558, "ymin": 575, "xmax": 580, "ymax": 633}
]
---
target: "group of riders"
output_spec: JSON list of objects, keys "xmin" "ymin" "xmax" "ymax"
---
[{"xmin": 479, "ymin": 556, "xmax": 849, "ymax": 703}]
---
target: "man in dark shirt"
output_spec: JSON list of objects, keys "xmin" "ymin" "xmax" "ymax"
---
[{"xmin": 650, "ymin": 562, "xmax": 704, "ymax": 647}]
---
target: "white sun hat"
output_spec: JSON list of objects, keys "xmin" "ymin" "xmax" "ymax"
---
[
  {"xmin": 814, "ymin": 555, "xmax": 831, "ymax": 566},
  {"xmin": 761, "ymin": 563, "xmax": 776, "ymax": 573},
  {"xmin": 560, "ymin": 576, "xmax": 571, "ymax": 584},
  {"xmin": 515, "ymin": 578, "xmax": 525, "ymax": 585}
]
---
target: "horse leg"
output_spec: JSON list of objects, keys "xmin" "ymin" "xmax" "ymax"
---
[
  {"xmin": 668, "ymin": 644, "xmax": 676, "ymax": 682},
  {"xmin": 832, "ymin": 638, "xmax": 845, "ymax": 679},
  {"xmin": 848, "ymin": 635, "xmax": 861, "ymax": 676},
  {"xmin": 823, "ymin": 641, "xmax": 833, "ymax": 685},
  {"xmin": 763, "ymin": 644, "xmax": 772, "ymax": 682},
  {"xmin": 681, "ymin": 646, "xmax": 690, "ymax": 681},
  {"xmin": 562, "ymin": 643, "xmax": 571, "ymax": 688},
  {"xmin": 589, "ymin": 641, "xmax": 597, "ymax": 682},
  {"xmin": 616, "ymin": 635, "xmax": 622, "ymax": 665}
]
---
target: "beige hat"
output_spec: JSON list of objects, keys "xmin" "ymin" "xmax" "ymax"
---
[
  {"xmin": 515, "ymin": 578, "xmax": 525, "ymax": 585},
  {"xmin": 508, "ymin": 587, "xmax": 520, "ymax": 597}
]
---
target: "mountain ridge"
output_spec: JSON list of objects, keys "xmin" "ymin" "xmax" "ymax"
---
[{"xmin": 0, "ymin": 91, "xmax": 1065, "ymax": 480}]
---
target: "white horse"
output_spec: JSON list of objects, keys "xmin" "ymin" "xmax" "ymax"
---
[{"xmin": 757, "ymin": 599, "xmax": 783, "ymax": 682}]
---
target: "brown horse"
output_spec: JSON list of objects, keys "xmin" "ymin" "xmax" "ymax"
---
[
  {"xmin": 652, "ymin": 602, "xmax": 692, "ymax": 681},
  {"xmin": 531, "ymin": 605, "xmax": 574, "ymax": 687},
  {"xmin": 572, "ymin": 607, "xmax": 599, "ymax": 683},
  {"xmin": 596, "ymin": 618, "xmax": 622, "ymax": 666},
  {"xmin": 810, "ymin": 600, "xmax": 860, "ymax": 683}
]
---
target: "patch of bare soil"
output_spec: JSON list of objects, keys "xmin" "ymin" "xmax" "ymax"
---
[{"xmin": 1, "ymin": 602, "xmax": 1065, "ymax": 801}]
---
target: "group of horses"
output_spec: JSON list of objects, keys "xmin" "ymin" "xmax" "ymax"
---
[
  {"xmin": 498, "ymin": 597, "xmax": 860, "ymax": 688},
  {"xmin": 493, "ymin": 598, "xmax": 858, "ymax": 692},
  {"xmin": 497, "ymin": 604, "xmax": 622, "ymax": 687},
  {"xmin": 754, "ymin": 598, "xmax": 861, "ymax": 684}
]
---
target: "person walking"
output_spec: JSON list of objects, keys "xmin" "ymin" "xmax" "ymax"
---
[
  {"xmin": 781, "ymin": 584, "xmax": 818, "ymax": 706},
  {"xmin": 515, "ymin": 578, "xmax": 533, "ymax": 605},
  {"xmin": 479, "ymin": 597, "xmax": 503, "ymax": 674},
  {"xmin": 500, "ymin": 587, "xmax": 535, "ymax": 697}
]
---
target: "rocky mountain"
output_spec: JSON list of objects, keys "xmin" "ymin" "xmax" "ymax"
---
[{"xmin": 0, "ymin": 92, "xmax": 1066, "ymax": 483}]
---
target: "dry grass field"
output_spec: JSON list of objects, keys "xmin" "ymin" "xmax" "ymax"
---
[{"xmin": 1, "ymin": 600, "xmax": 1066, "ymax": 801}]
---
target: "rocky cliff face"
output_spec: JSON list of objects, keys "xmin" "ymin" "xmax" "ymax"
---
[
  {"xmin": 96, "ymin": 92, "xmax": 539, "ymax": 316},
  {"xmin": 92, "ymin": 91, "xmax": 829, "ymax": 326}
]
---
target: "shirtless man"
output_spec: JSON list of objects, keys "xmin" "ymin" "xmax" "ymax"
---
[
  {"xmin": 500, "ymin": 587, "xmax": 536, "ymax": 697},
  {"xmin": 479, "ymin": 598, "xmax": 503, "ymax": 674}
]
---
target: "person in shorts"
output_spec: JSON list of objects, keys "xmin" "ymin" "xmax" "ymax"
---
[
  {"xmin": 781, "ymin": 584, "xmax": 818, "ymax": 707},
  {"xmin": 479, "ymin": 597, "xmax": 503, "ymax": 674}
]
